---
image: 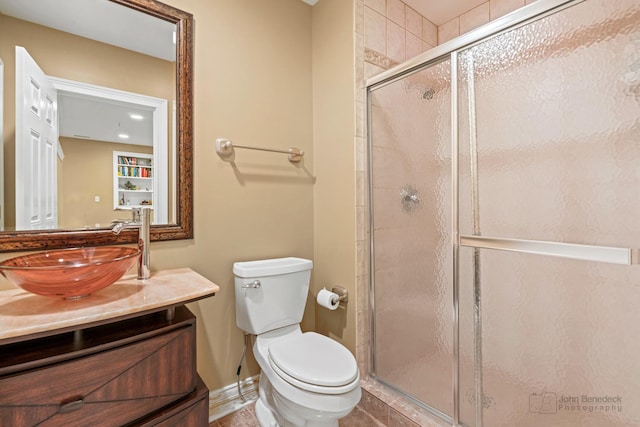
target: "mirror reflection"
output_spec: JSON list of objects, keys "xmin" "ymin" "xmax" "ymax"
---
[{"xmin": 0, "ymin": 0, "xmax": 177, "ymax": 231}]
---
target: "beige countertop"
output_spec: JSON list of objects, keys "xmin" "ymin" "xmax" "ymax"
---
[{"xmin": 0, "ymin": 267, "xmax": 219, "ymax": 344}]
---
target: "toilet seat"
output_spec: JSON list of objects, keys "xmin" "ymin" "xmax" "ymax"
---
[{"xmin": 268, "ymin": 332, "xmax": 359, "ymax": 395}]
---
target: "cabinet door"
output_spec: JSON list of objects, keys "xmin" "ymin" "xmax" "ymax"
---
[{"xmin": 0, "ymin": 325, "xmax": 195, "ymax": 427}]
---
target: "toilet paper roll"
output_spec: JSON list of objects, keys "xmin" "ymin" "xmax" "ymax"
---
[{"xmin": 317, "ymin": 288, "xmax": 339, "ymax": 310}]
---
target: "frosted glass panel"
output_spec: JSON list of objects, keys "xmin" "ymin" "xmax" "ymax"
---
[
  {"xmin": 457, "ymin": 0, "xmax": 640, "ymax": 425},
  {"xmin": 369, "ymin": 59, "xmax": 453, "ymax": 417},
  {"xmin": 458, "ymin": 0, "xmax": 640, "ymax": 247},
  {"xmin": 460, "ymin": 247, "xmax": 640, "ymax": 426}
]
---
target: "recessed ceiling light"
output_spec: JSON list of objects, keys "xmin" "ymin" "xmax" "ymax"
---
[
  {"xmin": 118, "ymin": 133, "xmax": 130, "ymax": 139},
  {"xmin": 129, "ymin": 113, "xmax": 144, "ymax": 120}
]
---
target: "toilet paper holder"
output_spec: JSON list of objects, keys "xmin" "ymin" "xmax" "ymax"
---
[{"xmin": 330, "ymin": 286, "xmax": 348, "ymax": 304}]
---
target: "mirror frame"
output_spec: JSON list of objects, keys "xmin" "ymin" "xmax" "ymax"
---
[{"xmin": 0, "ymin": 0, "xmax": 193, "ymax": 252}]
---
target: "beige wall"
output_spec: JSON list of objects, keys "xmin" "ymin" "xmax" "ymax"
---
[
  {"xmin": 59, "ymin": 138, "xmax": 152, "ymax": 228},
  {"xmin": 311, "ymin": 0, "xmax": 357, "ymax": 352},
  {"xmin": 150, "ymin": 0, "xmax": 316, "ymax": 390},
  {"xmin": 0, "ymin": 13, "xmax": 174, "ymax": 228}
]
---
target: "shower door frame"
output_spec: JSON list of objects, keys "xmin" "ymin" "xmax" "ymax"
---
[{"xmin": 365, "ymin": 0, "xmax": 639, "ymax": 425}]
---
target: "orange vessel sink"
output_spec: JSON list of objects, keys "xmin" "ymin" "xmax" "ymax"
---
[{"xmin": 0, "ymin": 247, "xmax": 140, "ymax": 299}]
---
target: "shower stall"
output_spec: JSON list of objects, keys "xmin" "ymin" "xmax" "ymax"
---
[{"xmin": 366, "ymin": 0, "xmax": 640, "ymax": 425}]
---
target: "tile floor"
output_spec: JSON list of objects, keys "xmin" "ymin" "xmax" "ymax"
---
[
  {"xmin": 209, "ymin": 402, "xmax": 385, "ymax": 427},
  {"xmin": 208, "ymin": 380, "xmax": 448, "ymax": 427}
]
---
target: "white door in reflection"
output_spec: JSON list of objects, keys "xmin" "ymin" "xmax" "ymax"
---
[{"xmin": 15, "ymin": 46, "xmax": 58, "ymax": 230}]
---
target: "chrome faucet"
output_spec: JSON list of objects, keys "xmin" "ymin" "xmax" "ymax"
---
[{"xmin": 111, "ymin": 207, "xmax": 151, "ymax": 280}]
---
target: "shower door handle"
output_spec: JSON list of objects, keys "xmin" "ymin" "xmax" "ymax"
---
[{"xmin": 460, "ymin": 235, "xmax": 640, "ymax": 265}]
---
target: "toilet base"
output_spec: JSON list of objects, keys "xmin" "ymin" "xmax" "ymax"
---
[
  {"xmin": 254, "ymin": 371, "xmax": 349, "ymax": 427},
  {"xmin": 256, "ymin": 397, "xmax": 279, "ymax": 427},
  {"xmin": 255, "ymin": 395, "xmax": 341, "ymax": 427}
]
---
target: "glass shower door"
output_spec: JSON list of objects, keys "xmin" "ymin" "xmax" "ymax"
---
[
  {"xmin": 369, "ymin": 59, "xmax": 453, "ymax": 419},
  {"xmin": 458, "ymin": 0, "xmax": 640, "ymax": 425}
]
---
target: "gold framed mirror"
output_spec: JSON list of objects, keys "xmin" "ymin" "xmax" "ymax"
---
[{"xmin": 0, "ymin": 0, "xmax": 193, "ymax": 252}]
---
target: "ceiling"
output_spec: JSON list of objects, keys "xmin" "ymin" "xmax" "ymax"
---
[{"xmin": 58, "ymin": 93, "xmax": 153, "ymax": 146}]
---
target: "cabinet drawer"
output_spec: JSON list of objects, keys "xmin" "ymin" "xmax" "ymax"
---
[
  {"xmin": 136, "ymin": 376, "xmax": 209, "ymax": 427},
  {"xmin": 0, "ymin": 324, "xmax": 195, "ymax": 427}
]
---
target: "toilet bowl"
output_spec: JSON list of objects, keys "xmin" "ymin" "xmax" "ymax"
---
[{"xmin": 233, "ymin": 258, "xmax": 361, "ymax": 427}]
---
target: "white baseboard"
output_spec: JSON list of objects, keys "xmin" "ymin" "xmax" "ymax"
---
[{"xmin": 208, "ymin": 375, "xmax": 260, "ymax": 422}]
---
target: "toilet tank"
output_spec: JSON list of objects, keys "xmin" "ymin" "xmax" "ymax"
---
[{"xmin": 234, "ymin": 257, "xmax": 313, "ymax": 335}]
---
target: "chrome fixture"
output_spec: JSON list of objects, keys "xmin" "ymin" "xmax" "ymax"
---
[
  {"xmin": 241, "ymin": 280, "xmax": 261, "ymax": 289},
  {"xmin": 111, "ymin": 207, "xmax": 151, "ymax": 280},
  {"xmin": 422, "ymin": 88, "xmax": 436, "ymax": 99},
  {"xmin": 330, "ymin": 286, "xmax": 349, "ymax": 304},
  {"xmin": 400, "ymin": 185, "xmax": 421, "ymax": 213},
  {"xmin": 215, "ymin": 138, "xmax": 304, "ymax": 163}
]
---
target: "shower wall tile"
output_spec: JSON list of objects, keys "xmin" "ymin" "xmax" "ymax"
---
[
  {"xmin": 365, "ymin": 61, "xmax": 386, "ymax": 79},
  {"xmin": 389, "ymin": 398, "xmax": 448, "ymax": 427},
  {"xmin": 362, "ymin": 0, "xmax": 438, "ymax": 78},
  {"xmin": 355, "ymin": 135, "xmax": 367, "ymax": 172},
  {"xmin": 356, "ymin": 171, "xmax": 367, "ymax": 207},
  {"xmin": 353, "ymin": 0, "xmax": 365, "ymax": 67},
  {"xmin": 356, "ymin": 207, "xmax": 366, "ymax": 241},
  {"xmin": 355, "ymin": 99, "xmax": 365, "ymax": 137},
  {"xmin": 438, "ymin": 17, "xmax": 460, "ymax": 44},
  {"xmin": 405, "ymin": 6, "xmax": 422, "ymax": 37},
  {"xmin": 360, "ymin": 379, "xmax": 449, "ymax": 427},
  {"xmin": 356, "ymin": 240, "xmax": 367, "ymax": 284},
  {"xmin": 364, "ymin": 0, "xmax": 385, "ymax": 16},
  {"xmin": 386, "ymin": 19, "xmax": 406, "ymax": 63},
  {"xmin": 360, "ymin": 389, "xmax": 390, "ymax": 425},
  {"xmin": 388, "ymin": 409, "xmax": 420, "ymax": 427},
  {"xmin": 356, "ymin": 344, "xmax": 369, "ymax": 384},
  {"xmin": 489, "ymin": 0, "xmax": 525, "ymax": 20},
  {"xmin": 405, "ymin": 32, "xmax": 423, "ymax": 61},
  {"xmin": 356, "ymin": 271, "xmax": 369, "ymax": 373},
  {"xmin": 435, "ymin": 0, "xmax": 531, "ymax": 46},
  {"xmin": 386, "ymin": 0, "xmax": 405, "ymax": 27},
  {"xmin": 422, "ymin": 18, "xmax": 438, "ymax": 46},
  {"xmin": 364, "ymin": 48, "xmax": 399, "ymax": 71},
  {"xmin": 460, "ymin": 3, "xmax": 490, "ymax": 34},
  {"xmin": 365, "ymin": 7, "xmax": 387, "ymax": 55}
]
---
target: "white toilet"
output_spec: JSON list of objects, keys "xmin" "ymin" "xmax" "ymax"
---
[{"xmin": 233, "ymin": 257, "xmax": 361, "ymax": 427}]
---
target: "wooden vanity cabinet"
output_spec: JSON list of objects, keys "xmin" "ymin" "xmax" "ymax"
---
[{"xmin": 0, "ymin": 306, "xmax": 209, "ymax": 427}]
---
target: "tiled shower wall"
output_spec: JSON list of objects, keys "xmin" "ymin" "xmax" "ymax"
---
[
  {"xmin": 361, "ymin": 0, "xmax": 539, "ymax": 79},
  {"xmin": 363, "ymin": 0, "xmax": 438, "ymax": 70}
]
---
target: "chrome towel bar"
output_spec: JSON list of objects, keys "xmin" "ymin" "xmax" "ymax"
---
[{"xmin": 215, "ymin": 138, "xmax": 304, "ymax": 162}]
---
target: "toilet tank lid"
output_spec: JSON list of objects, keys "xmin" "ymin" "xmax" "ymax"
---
[{"xmin": 233, "ymin": 257, "xmax": 313, "ymax": 278}]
